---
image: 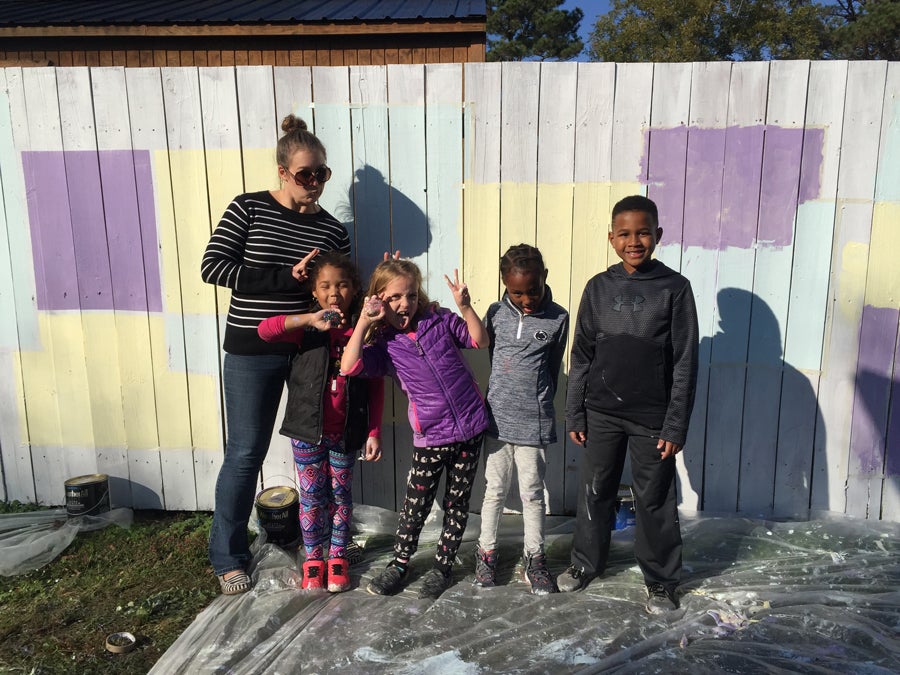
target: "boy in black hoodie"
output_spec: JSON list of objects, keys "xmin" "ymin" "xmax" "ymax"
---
[{"xmin": 557, "ymin": 195, "xmax": 699, "ymax": 614}]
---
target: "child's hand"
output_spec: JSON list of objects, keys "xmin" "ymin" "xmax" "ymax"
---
[
  {"xmin": 569, "ymin": 430, "xmax": 587, "ymax": 446},
  {"xmin": 361, "ymin": 295, "xmax": 385, "ymax": 324},
  {"xmin": 444, "ymin": 269, "xmax": 471, "ymax": 309},
  {"xmin": 292, "ymin": 248, "xmax": 320, "ymax": 282},
  {"xmin": 308, "ymin": 307, "xmax": 343, "ymax": 331},
  {"xmin": 364, "ymin": 437, "xmax": 382, "ymax": 461},
  {"xmin": 657, "ymin": 438, "xmax": 682, "ymax": 460},
  {"xmin": 383, "ymin": 250, "xmax": 401, "ymax": 261}
]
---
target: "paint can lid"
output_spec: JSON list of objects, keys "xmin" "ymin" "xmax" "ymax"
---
[
  {"xmin": 105, "ymin": 632, "xmax": 136, "ymax": 654},
  {"xmin": 257, "ymin": 485, "xmax": 299, "ymax": 508},
  {"xmin": 65, "ymin": 473, "xmax": 109, "ymax": 487}
]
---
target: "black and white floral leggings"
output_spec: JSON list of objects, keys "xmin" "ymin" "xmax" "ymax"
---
[{"xmin": 393, "ymin": 433, "xmax": 484, "ymax": 574}]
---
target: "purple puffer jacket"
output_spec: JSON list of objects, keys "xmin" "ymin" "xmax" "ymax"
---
[{"xmin": 357, "ymin": 307, "xmax": 488, "ymax": 447}]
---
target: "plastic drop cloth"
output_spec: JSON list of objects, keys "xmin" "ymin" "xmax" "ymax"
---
[
  {"xmin": 151, "ymin": 505, "xmax": 900, "ymax": 674},
  {"xmin": 0, "ymin": 508, "xmax": 133, "ymax": 576}
]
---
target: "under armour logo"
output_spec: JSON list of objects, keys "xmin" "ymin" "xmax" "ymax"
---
[{"xmin": 613, "ymin": 295, "xmax": 644, "ymax": 312}]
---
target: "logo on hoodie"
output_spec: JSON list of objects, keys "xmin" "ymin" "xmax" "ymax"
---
[
  {"xmin": 534, "ymin": 330, "xmax": 550, "ymax": 342},
  {"xmin": 613, "ymin": 295, "xmax": 644, "ymax": 312}
]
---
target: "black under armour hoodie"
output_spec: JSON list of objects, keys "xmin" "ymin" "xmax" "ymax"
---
[{"xmin": 566, "ymin": 259, "xmax": 699, "ymax": 446}]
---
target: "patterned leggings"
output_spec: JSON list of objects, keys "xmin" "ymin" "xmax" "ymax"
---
[
  {"xmin": 394, "ymin": 433, "xmax": 483, "ymax": 574},
  {"xmin": 291, "ymin": 434, "xmax": 356, "ymax": 561}
]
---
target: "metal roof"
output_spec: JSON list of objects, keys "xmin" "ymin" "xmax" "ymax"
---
[{"xmin": 0, "ymin": 0, "xmax": 486, "ymax": 25}]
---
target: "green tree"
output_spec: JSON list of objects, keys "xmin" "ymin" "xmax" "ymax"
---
[
  {"xmin": 589, "ymin": 0, "xmax": 828, "ymax": 62},
  {"xmin": 486, "ymin": 0, "xmax": 585, "ymax": 61},
  {"xmin": 826, "ymin": 0, "xmax": 900, "ymax": 59}
]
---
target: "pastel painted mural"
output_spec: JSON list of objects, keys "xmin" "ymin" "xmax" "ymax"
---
[
  {"xmin": 22, "ymin": 150, "xmax": 162, "ymax": 312},
  {"xmin": 0, "ymin": 62, "xmax": 896, "ymax": 523}
]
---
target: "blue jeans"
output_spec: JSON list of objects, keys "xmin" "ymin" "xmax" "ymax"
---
[{"xmin": 208, "ymin": 353, "xmax": 292, "ymax": 575}]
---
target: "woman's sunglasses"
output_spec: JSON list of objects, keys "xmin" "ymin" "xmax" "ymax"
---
[{"xmin": 283, "ymin": 165, "xmax": 332, "ymax": 186}]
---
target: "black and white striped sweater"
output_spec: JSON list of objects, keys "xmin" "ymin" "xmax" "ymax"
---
[{"xmin": 201, "ymin": 190, "xmax": 351, "ymax": 355}]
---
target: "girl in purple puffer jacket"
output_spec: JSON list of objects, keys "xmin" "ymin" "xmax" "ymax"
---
[{"xmin": 340, "ymin": 258, "xmax": 489, "ymax": 600}]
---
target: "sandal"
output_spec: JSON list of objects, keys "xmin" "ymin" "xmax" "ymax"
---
[{"xmin": 217, "ymin": 571, "xmax": 251, "ymax": 595}]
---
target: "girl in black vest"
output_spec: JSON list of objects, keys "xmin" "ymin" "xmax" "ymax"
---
[{"xmin": 259, "ymin": 251, "xmax": 384, "ymax": 592}]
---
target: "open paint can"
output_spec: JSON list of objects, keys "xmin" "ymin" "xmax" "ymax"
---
[
  {"xmin": 613, "ymin": 483, "xmax": 636, "ymax": 530},
  {"xmin": 65, "ymin": 474, "xmax": 110, "ymax": 518},
  {"xmin": 256, "ymin": 486, "xmax": 301, "ymax": 548}
]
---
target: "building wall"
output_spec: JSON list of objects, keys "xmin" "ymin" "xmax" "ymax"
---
[
  {"xmin": 0, "ymin": 62, "xmax": 897, "ymax": 521},
  {"xmin": 0, "ymin": 33, "xmax": 486, "ymax": 67}
]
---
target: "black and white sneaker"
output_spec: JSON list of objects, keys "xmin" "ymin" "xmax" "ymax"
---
[
  {"xmin": 418, "ymin": 567, "xmax": 452, "ymax": 599},
  {"xmin": 556, "ymin": 564, "xmax": 591, "ymax": 592},
  {"xmin": 366, "ymin": 561, "xmax": 407, "ymax": 596},
  {"xmin": 645, "ymin": 582, "xmax": 678, "ymax": 614},
  {"xmin": 523, "ymin": 553, "xmax": 558, "ymax": 595}
]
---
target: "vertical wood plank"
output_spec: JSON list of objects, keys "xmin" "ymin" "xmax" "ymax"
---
[
  {"xmin": 60, "ymin": 66, "xmax": 130, "ymax": 507},
  {"xmin": 125, "ymin": 67, "xmax": 191, "ymax": 509},
  {"xmin": 703, "ymin": 62, "xmax": 768, "ymax": 516},
  {"xmin": 197, "ymin": 66, "xmax": 245, "ymax": 510},
  {"xmin": 22, "ymin": 67, "xmax": 97, "ymax": 503},
  {"xmin": 740, "ymin": 60, "xmax": 810, "ymax": 516},
  {"xmin": 535, "ymin": 61, "xmax": 577, "ymax": 515},
  {"xmin": 0, "ymin": 68, "xmax": 35, "ymax": 502},
  {"xmin": 499, "ymin": 62, "xmax": 540, "ymax": 247},
  {"xmin": 311, "ymin": 67, "xmax": 355, "ymax": 257},
  {"xmin": 349, "ymin": 65, "xmax": 391, "ymax": 280},
  {"xmin": 645, "ymin": 61, "xmax": 696, "ymax": 508},
  {"xmin": 818, "ymin": 61, "xmax": 888, "ymax": 519},
  {"xmin": 776, "ymin": 61, "xmax": 848, "ymax": 518},
  {"xmin": 566, "ymin": 62, "xmax": 615, "ymax": 513}
]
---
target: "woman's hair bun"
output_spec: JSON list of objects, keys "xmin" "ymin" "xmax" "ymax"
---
[{"xmin": 281, "ymin": 114, "xmax": 308, "ymax": 133}]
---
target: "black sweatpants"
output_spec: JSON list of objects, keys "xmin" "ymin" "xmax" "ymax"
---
[
  {"xmin": 393, "ymin": 433, "xmax": 483, "ymax": 574},
  {"xmin": 570, "ymin": 410, "xmax": 682, "ymax": 589}
]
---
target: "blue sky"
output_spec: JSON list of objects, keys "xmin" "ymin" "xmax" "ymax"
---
[{"xmin": 562, "ymin": 0, "xmax": 611, "ymax": 58}]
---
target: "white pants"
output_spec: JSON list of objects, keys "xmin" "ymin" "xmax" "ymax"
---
[{"xmin": 478, "ymin": 437, "xmax": 547, "ymax": 556}]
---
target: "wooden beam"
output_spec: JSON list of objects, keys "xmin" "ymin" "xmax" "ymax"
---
[{"xmin": 0, "ymin": 21, "xmax": 485, "ymax": 38}]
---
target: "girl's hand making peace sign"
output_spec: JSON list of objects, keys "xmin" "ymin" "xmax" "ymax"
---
[{"xmin": 444, "ymin": 268, "xmax": 472, "ymax": 310}]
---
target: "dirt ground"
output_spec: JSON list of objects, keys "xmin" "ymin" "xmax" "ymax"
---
[{"xmin": 0, "ymin": 507, "xmax": 217, "ymax": 675}]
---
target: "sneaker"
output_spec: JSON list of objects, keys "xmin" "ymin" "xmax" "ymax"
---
[
  {"xmin": 418, "ymin": 567, "xmax": 452, "ymax": 599},
  {"xmin": 327, "ymin": 558, "xmax": 351, "ymax": 593},
  {"xmin": 345, "ymin": 539, "xmax": 364, "ymax": 566},
  {"xmin": 645, "ymin": 582, "xmax": 678, "ymax": 614},
  {"xmin": 523, "ymin": 552, "xmax": 558, "ymax": 595},
  {"xmin": 556, "ymin": 565, "xmax": 591, "ymax": 592},
  {"xmin": 302, "ymin": 560, "xmax": 326, "ymax": 590},
  {"xmin": 474, "ymin": 547, "xmax": 498, "ymax": 587},
  {"xmin": 366, "ymin": 561, "xmax": 407, "ymax": 596}
]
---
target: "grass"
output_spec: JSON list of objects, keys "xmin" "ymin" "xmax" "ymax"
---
[{"xmin": 0, "ymin": 504, "xmax": 218, "ymax": 674}]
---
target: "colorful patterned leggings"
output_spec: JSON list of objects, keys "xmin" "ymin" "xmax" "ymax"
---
[
  {"xmin": 394, "ymin": 433, "xmax": 483, "ymax": 574},
  {"xmin": 291, "ymin": 434, "xmax": 356, "ymax": 561}
]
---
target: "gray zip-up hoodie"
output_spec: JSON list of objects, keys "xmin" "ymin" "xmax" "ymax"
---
[{"xmin": 484, "ymin": 286, "xmax": 569, "ymax": 446}]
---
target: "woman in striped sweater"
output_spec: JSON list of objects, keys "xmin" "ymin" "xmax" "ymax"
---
[{"xmin": 201, "ymin": 115, "xmax": 350, "ymax": 595}]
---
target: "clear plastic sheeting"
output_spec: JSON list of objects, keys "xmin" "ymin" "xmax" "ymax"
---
[
  {"xmin": 0, "ymin": 508, "xmax": 133, "ymax": 576},
  {"xmin": 152, "ymin": 506, "xmax": 900, "ymax": 674}
]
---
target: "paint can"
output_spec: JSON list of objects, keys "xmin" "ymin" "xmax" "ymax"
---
[
  {"xmin": 613, "ymin": 484, "xmax": 636, "ymax": 530},
  {"xmin": 65, "ymin": 474, "xmax": 110, "ymax": 518},
  {"xmin": 256, "ymin": 486, "xmax": 301, "ymax": 548}
]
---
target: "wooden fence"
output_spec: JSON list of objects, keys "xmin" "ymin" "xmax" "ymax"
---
[{"xmin": 0, "ymin": 61, "xmax": 897, "ymax": 522}]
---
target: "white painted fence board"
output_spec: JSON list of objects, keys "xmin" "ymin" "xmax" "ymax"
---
[
  {"xmin": 125, "ymin": 67, "xmax": 192, "ymax": 507},
  {"xmin": 680, "ymin": 62, "xmax": 731, "ymax": 512},
  {"xmin": 535, "ymin": 61, "xmax": 577, "ymax": 515},
  {"xmin": 740, "ymin": 60, "xmax": 809, "ymax": 516},
  {"xmin": 821, "ymin": 61, "xmax": 888, "ymax": 518},
  {"xmin": 565, "ymin": 62, "xmax": 615, "ymax": 514},
  {"xmin": 0, "ymin": 69, "xmax": 34, "ymax": 502},
  {"xmin": 776, "ymin": 61, "xmax": 848, "ymax": 517}
]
